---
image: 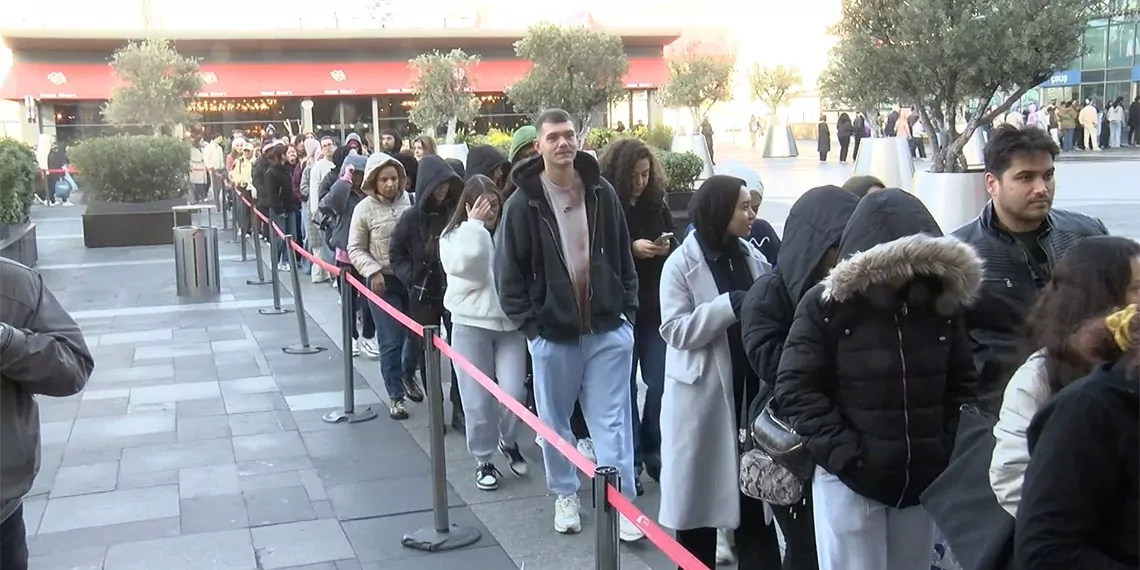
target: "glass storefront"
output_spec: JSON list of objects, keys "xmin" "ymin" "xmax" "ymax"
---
[{"xmin": 1032, "ymin": 16, "xmax": 1139, "ymax": 106}]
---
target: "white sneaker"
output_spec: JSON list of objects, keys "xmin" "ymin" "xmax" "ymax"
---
[
  {"xmin": 535, "ymin": 434, "xmax": 544, "ymax": 447},
  {"xmin": 277, "ymin": 261, "xmax": 290, "ymax": 272},
  {"xmin": 359, "ymin": 337, "xmax": 379, "ymax": 359},
  {"xmin": 619, "ymin": 515, "xmax": 644, "ymax": 542},
  {"xmin": 553, "ymin": 494, "xmax": 581, "ymax": 534},
  {"xmin": 61, "ymin": 200, "xmax": 74, "ymax": 207},
  {"xmin": 351, "ymin": 338, "xmax": 361, "ymax": 357},
  {"xmin": 576, "ymin": 438, "xmax": 596, "ymax": 462},
  {"xmin": 715, "ymin": 528, "xmax": 735, "ymax": 565}
]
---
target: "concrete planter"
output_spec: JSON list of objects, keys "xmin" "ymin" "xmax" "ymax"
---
[
  {"xmin": 910, "ymin": 171, "xmax": 988, "ymax": 234},
  {"xmin": 436, "ymin": 143, "xmax": 469, "ymax": 166},
  {"xmin": 82, "ymin": 198, "xmax": 192, "ymax": 248},
  {"xmin": 670, "ymin": 135, "xmax": 714, "ymax": 179},
  {"xmin": 762, "ymin": 124, "xmax": 799, "ymax": 158},
  {"xmin": 0, "ymin": 221, "xmax": 38, "ymax": 267},
  {"xmin": 852, "ymin": 137, "xmax": 915, "ymax": 191}
]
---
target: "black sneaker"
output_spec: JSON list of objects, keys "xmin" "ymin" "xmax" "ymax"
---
[
  {"xmin": 475, "ymin": 463, "xmax": 501, "ymax": 491},
  {"xmin": 498, "ymin": 442, "xmax": 528, "ymax": 477},
  {"xmin": 404, "ymin": 375, "xmax": 424, "ymax": 403},
  {"xmin": 388, "ymin": 398, "xmax": 408, "ymax": 420}
]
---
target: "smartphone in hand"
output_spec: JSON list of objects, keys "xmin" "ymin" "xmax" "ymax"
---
[{"xmin": 655, "ymin": 232, "xmax": 674, "ymax": 246}]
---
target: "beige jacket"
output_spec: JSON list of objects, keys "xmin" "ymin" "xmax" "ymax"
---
[
  {"xmin": 1078, "ymin": 104, "xmax": 1099, "ymax": 126},
  {"xmin": 348, "ymin": 153, "xmax": 412, "ymax": 279},
  {"xmin": 990, "ymin": 351, "xmax": 1049, "ymax": 517}
]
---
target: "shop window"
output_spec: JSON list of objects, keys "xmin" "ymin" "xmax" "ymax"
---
[
  {"xmin": 1083, "ymin": 22, "xmax": 1109, "ymax": 69},
  {"xmin": 188, "ymin": 97, "xmax": 300, "ymax": 140},
  {"xmin": 1106, "ymin": 81, "xmax": 1133, "ymax": 103},
  {"xmin": 1107, "ymin": 20, "xmax": 1137, "ymax": 69}
]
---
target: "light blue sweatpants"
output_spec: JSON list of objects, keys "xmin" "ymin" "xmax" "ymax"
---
[{"xmin": 528, "ymin": 323, "xmax": 636, "ymax": 499}]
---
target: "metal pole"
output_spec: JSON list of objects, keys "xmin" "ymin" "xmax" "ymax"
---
[
  {"xmin": 593, "ymin": 466, "xmax": 621, "ymax": 570},
  {"xmin": 246, "ymin": 216, "xmax": 270, "ymax": 284},
  {"xmin": 283, "ymin": 234, "xmax": 326, "ymax": 355},
  {"xmin": 322, "ymin": 269, "xmax": 377, "ymax": 424},
  {"xmin": 258, "ymin": 216, "xmax": 291, "ymax": 315},
  {"xmin": 220, "ymin": 185, "xmax": 230, "ymax": 232},
  {"xmin": 402, "ymin": 325, "xmax": 481, "ymax": 552}
]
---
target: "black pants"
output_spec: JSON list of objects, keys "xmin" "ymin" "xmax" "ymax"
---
[
  {"xmin": 407, "ymin": 299, "xmax": 462, "ymax": 408},
  {"xmin": 337, "ymin": 261, "xmax": 375, "ymax": 340},
  {"xmin": 0, "ymin": 505, "xmax": 28, "ymax": 570},
  {"xmin": 771, "ymin": 485, "xmax": 819, "ymax": 570},
  {"xmin": 838, "ymin": 137, "xmax": 851, "ymax": 162},
  {"xmin": 675, "ymin": 493, "xmax": 782, "ymax": 569},
  {"xmin": 818, "ymin": 151, "xmax": 828, "ymax": 162},
  {"xmin": 571, "ymin": 400, "xmax": 590, "ymax": 439},
  {"xmin": 852, "ymin": 136, "xmax": 862, "ymax": 162}
]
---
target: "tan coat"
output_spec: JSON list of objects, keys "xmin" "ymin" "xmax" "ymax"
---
[{"xmin": 348, "ymin": 191, "xmax": 412, "ymax": 279}]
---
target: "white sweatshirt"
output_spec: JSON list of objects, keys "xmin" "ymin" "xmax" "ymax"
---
[{"xmin": 438, "ymin": 220, "xmax": 515, "ymax": 332}]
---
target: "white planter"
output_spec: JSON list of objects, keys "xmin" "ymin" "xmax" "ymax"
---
[
  {"xmin": 436, "ymin": 143, "xmax": 469, "ymax": 166},
  {"xmin": 852, "ymin": 137, "xmax": 915, "ymax": 191},
  {"xmin": 761, "ymin": 124, "xmax": 799, "ymax": 158},
  {"xmin": 910, "ymin": 171, "xmax": 988, "ymax": 234},
  {"xmin": 670, "ymin": 135, "xmax": 714, "ymax": 179},
  {"xmin": 961, "ymin": 129, "xmax": 988, "ymax": 171}
]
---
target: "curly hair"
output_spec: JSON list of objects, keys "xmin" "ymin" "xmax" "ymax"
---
[
  {"xmin": 599, "ymin": 138, "xmax": 666, "ymax": 207},
  {"xmin": 1070, "ymin": 305, "xmax": 1140, "ymax": 370}
]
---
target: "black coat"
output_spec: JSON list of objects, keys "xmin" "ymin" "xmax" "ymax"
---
[
  {"xmin": 742, "ymin": 186, "xmax": 858, "ymax": 389},
  {"xmin": 775, "ymin": 190, "xmax": 980, "ymax": 507},
  {"xmin": 265, "ymin": 164, "xmax": 298, "ymax": 212},
  {"xmin": 621, "ymin": 194, "xmax": 675, "ymax": 326},
  {"xmin": 465, "ymin": 144, "xmax": 510, "ymax": 183},
  {"xmin": 389, "ymin": 155, "xmax": 463, "ymax": 306},
  {"xmin": 817, "ymin": 122, "xmax": 831, "ymax": 153},
  {"xmin": 1016, "ymin": 360, "xmax": 1139, "ymax": 570},
  {"xmin": 951, "ymin": 204, "xmax": 1107, "ymax": 411},
  {"xmin": 1130, "ymin": 101, "xmax": 1140, "ymax": 129},
  {"xmin": 252, "ymin": 156, "xmax": 270, "ymax": 209}
]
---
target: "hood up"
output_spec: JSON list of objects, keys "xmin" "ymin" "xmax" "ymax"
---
[
  {"xmin": 345, "ymin": 132, "xmax": 363, "ymax": 152},
  {"xmin": 509, "ymin": 126, "xmax": 537, "ymax": 162},
  {"xmin": 414, "ymin": 155, "xmax": 463, "ymax": 210},
  {"xmin": 823, "ymin": 189, "xmax": 982, "ymax": 315},
  {"xmin": 379, "ymin": 129, "xmax": 403, "ymax": 154},
  {"xmin": 465, "ymin": 144, "xmax": 509, "ymax": 181},
  {"xmin": 445, "ymin": 158, "xmax": 466, "ymax": 179},
  {"xmin": 339, "ymin": 152, "xmax": 368, "ymax": 178},
  {"xmin": 509, "ymin": 152, "xmax": 602, "ymax": 199},
  {"xmin": 360, "ymin": 151, "xmax": 407, "ymax": 198},
  {"xmin": 777, "ymin": 185, "xmax": 859, "ymax": 303}
]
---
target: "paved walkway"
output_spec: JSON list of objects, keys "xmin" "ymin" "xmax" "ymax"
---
[{"xmin": 23, "ymin": 205, "xmax": 676, "ymax": 570}]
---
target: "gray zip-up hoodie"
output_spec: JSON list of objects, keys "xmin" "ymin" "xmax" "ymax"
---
[{"xmin": 0, "ymin": 258, "xmax": 93, "ymax": 523}]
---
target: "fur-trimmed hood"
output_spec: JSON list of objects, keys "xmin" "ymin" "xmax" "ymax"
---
[{"xmin": 822, "ymin": 233, "xmax": 983, "ymax": 314}]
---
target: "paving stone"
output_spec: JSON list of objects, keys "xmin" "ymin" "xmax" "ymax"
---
[
  {"xmin": 40, "ymin": 420, "xmax": 74, "ymax": 446},
  {"xmin": 27, "ymin": 545, "xmax": 108, "ymax": 570},
  {"xmin": 298, "ymin": 469, "xmax": 326, "ymax": 501},
  {"xmin": 310, "ymin": 500, "xmax": 336, "ymax": 519},
  {"xmin": 126, "ymin": 401, "xmax": 177, "ymax": 415},
  {"xmin": 60, "ymin": 446, "xmax": 123, "ymax": 467},
  {"xmin": 213, "ymin": 339, "xmax": 261, "ymax": 353},
  {"xmin": 362, "ymin": 547, "xmax": 517, "ymax": 570},
  {"xmin": 280, "ymin": 563, "xmax": 341, "ymax": 570},
  {"xmin": 232, "ymin": 431, "xmax": 308, "ymax": 462},
  {"xmin": 104, "ymin": 528, "xmax": 256, "ymax": 570},
  {"xmin": 215, "ymin": 351, "xmax": 261, "ymax": 366},
  {"xmin": 240, "ymin": 470, "xmax": 304, "ymax": 492},
  {"xmin": 208, "ymin": 326, "xmax": 248, "ymax": 341},
  {"xmin": 38, "ymin": 485, "xmax": 180, "ymax": 533},
  {"xmin": 326, "ymin": 475, "xmax": 464, "ymax": 521},
  {"xmin": 225, "ymin": 392, "xmax": 290, "ymax": 414},
  {"xmin": 340, "ymin": 507, "xmax": 495, "ymax": 563},
  {"xmin": 250, "ymin": 519, "xmax": 356, "ymax": 569},
  {"xmin": 218, "ymin": 363, "xmax": 270, "ymax": 381},
  {"xmin": 99, "ymin": 329, "xmax": 173, "ymax": 346},
  {"xmin": 299, "ymin": 423, "xmax": 415, "ymax": 459},
  {"xmin": 172, "ymin": 327, "xmax": 211, "ymax": 343},
  {"xmin": 310, "ymin": 449, "xmax": 430, "ymax": 488},
  {"xmin": 77, "ymin": 398, "xmax": 131, "ymax": 418},
  {"xmin": 129, "ymin": 381, "xmax": 222, "ymax": 405},
  {"xmin": 82, "ymin": 387, "xmax": 131, "ymax": 400},
  {"xmin": 244, "ymin": 486, "xmax": 316, "ymax": 527},
  {"xmin": 180, "ymin": 494, "xmax": 250, "ymax": 534},
  {"xmin": 221, "ymin": 375, "xmax": 280, "ymax": 395},
  {"xmin": 176, "ymin": 398, "xmax": 228, "ymax": 417},
  {"xmin": 38, "ymin": 401, "xmax": 80, "ymax": 422},
  {"xmin": 134, "ymin": 344, "xmax": 214, "ymax": 360},
  {"xmin": 28, "ymin": 517, "xmax": 181, "ymax": 558},
  {"xmin": 50, "ymin": 461, "xmax": 119, "ymax": 498},
  {"xmin": 180, "ymin": 464, "xmax": 241, "ymax": 498},
  {"xmin": 118, "ymin": 468, "xmax": 179, "ymax": 490},
  {"xmin": 229, "ymin": 410, "xmax": 296, "ymax": 436},
  {"xmin": 177, "ymin": 414, "xmax": 233, "ymax": 441},
  {"xmin": 120, "ymin": 438, "xmax": 234, "ymax": 472},
  {"xmin": 90, "ymin": 364, "xmax": 175, "ymax": 386},
  {"xmin": 22, "ymin": 496, "xmax": 47, "ymax": 535},
  {"xmin": 70, "ymin": 412, "xmax": 176, "ymax": 444},
  {"xmin": 284, "ymin": 390, "xmax": 381, "ymax": 412},
  {"xmin": 236, "ymin": 455, "xmax": 314, "ymax": 477}
]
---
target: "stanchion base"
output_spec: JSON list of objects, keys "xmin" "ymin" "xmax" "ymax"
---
[
  {"xmin": 401, "ymin": 525, "xmax": 482, "ymax": 552},
  {"xmin": 322, "ymin": 407, "xmax": 378, "ymax": 424},
  {"xmin": 258, "ymin": 307, "xmax": 294, "ymax": 315},
  {"xmin": 246, "ymin": 278, "xmax": 271, "ymax": 284},
  {"xmin": 283, "ymin": 345, "xmax": 327, "ymax": 355}
]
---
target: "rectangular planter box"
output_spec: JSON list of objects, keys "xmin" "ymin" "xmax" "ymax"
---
[
  {"xmin": 0, "ymin": 222, "xmax": 38, "ymax": 268},
  {"xmin": 83, "ymin": 199, "xmax": 192, "ymax": 248}
]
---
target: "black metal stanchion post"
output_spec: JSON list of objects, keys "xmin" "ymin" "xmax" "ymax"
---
[
  {"xmin": 402, "ymin": 326, "xmax": 481, "ymax": 552},
  {"xmin": 246, "ymin": 216, "xmax": 270, "ymax": 283},
  {"xmin": 282, "ymin": 235, "xmax": 326, "ymax": 355},
  {"xmin": 322, "ymin": 270, "xmax": 377, "ymax": 424},
  {"xmin": 593, "ymin": 466, "xmax": 621, "ymax": 570},
  {"xmin": 258, "ymin": 223, "xmax": 292, "ymax": 315}
]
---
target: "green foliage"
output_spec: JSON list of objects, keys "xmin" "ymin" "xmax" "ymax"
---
[
  {"xmin": 69, "ymin": 136, "xmax": 191, "ymax": 203},
  {"xmin": 823, "ymin": 0, "xmax": 1097, "ymax": 172},
  {"xmin": 658, "ymin": 47, "xmax": 735, "ymax": 123},
  {"xmin": 507, "ymin": 24, "xmax": 629, "ymax": 133},
  {"xmin": 749, "ymin": 64, "xmax": 803, "ymax": 115},
  {"xmin": 656, "ymin": 150, "xmax": 704, "ymax": 192},
  {"xmin": 0, "ymin": 138, "xmax": 38, "ymax": 225},
  {"xmin": 585, "ymin": 128, "xmax": 630, "ymax": 150},
  {"xmin": 640, "ymin": 123, "xmax": 675, "ymax": 151},
  {"xmin": 467, "ymin": 128, "xmax": 514, "ymax": 157},
  {"xmin": 103, "ymin": 39, "xmax": 204, "ymax": 134},
  {"xmin": 408, "ymin": 49, "xmax": 482, "ymax": 144}
]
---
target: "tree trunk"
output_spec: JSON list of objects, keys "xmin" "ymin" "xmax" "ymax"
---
[{"xmin": 445, "ymin": 117, "xmax": 458, "ymax": 145}]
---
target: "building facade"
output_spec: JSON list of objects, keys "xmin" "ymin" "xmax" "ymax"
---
[{"xmin": 1033, "ymin": 9, "xmax": 1139, "ymax": 105}]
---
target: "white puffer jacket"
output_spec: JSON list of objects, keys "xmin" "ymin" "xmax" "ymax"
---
[
  {"xmin": 989, "ymin": 350, "xmax": 1049, "ymax": 517},
  {"xmin": 438, "ymin": 220, "xmax": 515, "ymax": 332}
]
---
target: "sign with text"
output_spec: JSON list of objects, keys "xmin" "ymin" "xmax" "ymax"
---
[{"xmin": 1042, "ymin": 69, "xmax": 1080, "ymax": 87}]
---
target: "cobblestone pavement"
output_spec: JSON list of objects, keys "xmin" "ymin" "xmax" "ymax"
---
[{"xmin": 20, "ymin": 149, "xmax": 1138, "ymax": 569}]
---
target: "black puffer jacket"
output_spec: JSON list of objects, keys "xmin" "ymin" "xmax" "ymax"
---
[
  {"xmin": 775, "ymin": 189, "xmax": 980, "ymax": 507},
  {"xmin": 465, "ymin": 144, "xmax": 510, "ymax": 183},
  {"xmin": 742, "ymin": 186, "xmax": 858, "ymax": 390},
  {"xmin": 952, "ymin": 204, "xmax": 1106, "ymax": 412},
  {"xmin": 389, "ymin": 155, "xmax": 463, "ymax": 304}
]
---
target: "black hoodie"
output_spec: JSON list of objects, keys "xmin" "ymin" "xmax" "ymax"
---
[
  {"xmin": 389, "ymin": 155, "xmax": 463, "ymax": 304},
  {"xmin": 742, "ymin": 186, "xmax": 858, "ymax": 392},
  {"xmin": 465, "ymin": 144, "xmax": 509, "ymax": 183},
  {"xmin": 379, "ymin": 129, "xmax": 404, "ymax": 155},
  {"xmin": 775, "ymin": 189, "xmax": 980, "ymax": 507}
]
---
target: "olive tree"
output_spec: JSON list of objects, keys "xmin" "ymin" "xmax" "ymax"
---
[
  {"xmin": 507, "ymin": 24, "xmax": 629, "ymax": 142},
  {"xmin": 748, "ymin": 64, "xmax": 802, "ymax": 118},
  {"xmin": 658, "ymin": 46, "xmax": 735, "ymax": 131},
  {"xmin": 408, "ymin": 49, "xmax": 481, "ymax": 144},
  {"xmin": 103, "ymin": 39, "xmax": 203, "ymax": 135},
  {"xmin": 823, "ymin": 0, "xmax": 1115, "ymax": 172}
]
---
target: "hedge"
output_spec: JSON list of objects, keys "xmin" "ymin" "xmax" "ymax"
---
[
  {"xmin": 68, "ymin": 135, "xmax": 190, "ymax": 203},
  {"xmin": 0, "ymin": 138, "xmax": 38, "ymax": 225}
]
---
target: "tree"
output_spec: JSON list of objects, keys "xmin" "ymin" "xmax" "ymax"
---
[
  {"xmin": 507, "ymin": 24, "xmax": 629, "ymax": 141},
  {"xmin": 748, "ymin": 64, "xmax": 802, "ymax": 118},
  {"xmin": 658, "ymin": 47, "xmax": 735, "ymax": 129},
  {"xmin": 103, "ymin": 39, "xmax": 203, "ymax": 135},
  {"xmin": 408, "ymin": 49, "xmax": 481, "ymax": 145},
  {"xmin": 825, "ymin": 0, "xmax": 1123, "ymax": 172}
]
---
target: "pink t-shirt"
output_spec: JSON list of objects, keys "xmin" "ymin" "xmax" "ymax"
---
[
  {"xmin": 540, "ymin": 172, "xmax": 591, "ymax": 329},
  {"xmin": 335, "ymin": 247, "xmax": 350, "ymax": 264}
]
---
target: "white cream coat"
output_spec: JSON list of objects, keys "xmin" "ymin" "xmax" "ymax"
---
[
  {"xmin": 990, "ymin": 350, "xmax": 1049, "ymax": 517},
  {"xmin": 438, "ymin": 219, "xmax": 515, "ymax": 332},
  {"xmin": 657, "ymin": 233, "xmax": 772, "ymax": 530}
]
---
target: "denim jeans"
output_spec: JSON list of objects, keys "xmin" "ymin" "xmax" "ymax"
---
[
  {"xmin": 0, "ymin": 505, "xmax": 28, "ymax": 570},
  {"xmin": 631, "ymin": 316, "xmax": 667, "ymax": 466},
  {"xmin": 1110, "ymin": 121, "xmax": 1122, "ymax": 148},
  {"xmin": 1062, "ymin": 128, "xmax": 1075, "ymax": 151},
  {"xmin": 367, "ymin": 275, "xmax": 416, "ymax": 400},
  {"xmin": 271, "ymin": 209, "xmax": 296, "ymax": 266}
]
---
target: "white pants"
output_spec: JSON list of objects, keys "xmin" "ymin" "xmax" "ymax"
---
[
  {"xmin": 451, "ymin": 324, "xmax": 528, "ymax": 464},
  {"xmin": 812, "ymin": 466, "xmax": 936, "ymax": 570}
]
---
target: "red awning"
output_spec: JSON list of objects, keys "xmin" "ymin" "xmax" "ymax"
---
[{"xmin": 1, "ymin": 57, "xmax": 669, "ymax": 101}]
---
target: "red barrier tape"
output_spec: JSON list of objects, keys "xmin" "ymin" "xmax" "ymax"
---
[{"xmin": 229, "ymin": 186, "xmax": 705, "ymax": 570}]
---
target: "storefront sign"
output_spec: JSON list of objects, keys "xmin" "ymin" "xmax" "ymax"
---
[{"xmin": 1043, "ymin": 69, "xmax": 1080, "ymax": 87}]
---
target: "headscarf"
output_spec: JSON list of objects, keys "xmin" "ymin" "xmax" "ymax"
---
[
  {"xmin": 304, "ymin": 138, "xmax": 320, "ymax": 162},
  {"xmin": 1106, "ymin": 304, "xmax": 1137, "ymax": 351}
]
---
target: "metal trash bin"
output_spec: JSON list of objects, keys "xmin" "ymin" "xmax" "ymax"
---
[{"xmin": 173, "ymin": 225, "xmax": 221, "ymax": 298}]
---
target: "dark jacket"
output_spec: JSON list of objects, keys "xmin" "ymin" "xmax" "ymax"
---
[
  {"xmin": 445, "ymin": 158, "xmax": 465, "ymax": 179},
  {"xmin": 318, "ymin": 153, "xmax": 368, "ymax": 252},
  {"xmin": 266, "ymin": 163, "xmax": 298, "ymax": 212},
  {"xmin": 494, "ymin": 152, "xmax": 638, "ymax": 341},
  {"xmin": 1130, "ymin": 100, "xmax": 1140, "ymax": 128},
  {"xmin": 775, "ymin": 189, "xmax": 980, "ymax": 507},
  {"xmin": 390, "ymin": 155, "xmax": 463, "ymax": 305},
  {"xmin": 621, "ymin": 193, "xmax": 675, "ymax": 326},
  {"xmin": 951, "ymin": 204, "xmax": 1107, "ymax": 411},
  {"xmin": 318, "ymin": 145, "xmax": 356, "ymax": 202},
  {"xmin": 817, "ymin": 122, "xmax": 831, "ymax": 153},
  {"xmin": 465, "ymin": 144, "xmax": 509, "ymax": 183},
  {"xmin": 837, "ymin": 118, "xmax": 854, "ymax": 140},
  {"xmin": 1016, "ymin": 360, "xmax": 1138, "ymax": 570},
  {"xmin": 748, "ymin": 219, "xmax": 781, "ymax": 266},
  {"xmin": 252, "ymin": 156, "xmax": 270, "ymax": 209},
  {"xmin": 742, "ymin": 186, "xmax": 858, "ymax": 390},
  {"xmin": 379, "ymin": 128, "xmax": 403, "ymax": 155}
]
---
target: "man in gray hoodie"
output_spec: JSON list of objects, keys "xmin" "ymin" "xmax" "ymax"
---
[{"xmin": 1, "ymin": 258, "xmax": 93, "ymax": 569}]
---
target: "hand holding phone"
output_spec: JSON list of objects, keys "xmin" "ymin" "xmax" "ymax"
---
[{"xmin": 654, "ymin": 232, "xmax": 674, "ymax": 247}]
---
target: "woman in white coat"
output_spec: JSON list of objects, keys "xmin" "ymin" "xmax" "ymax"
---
[{"xmin": 658, "ymin": 175, "xmax": 781, "ymax": 569}]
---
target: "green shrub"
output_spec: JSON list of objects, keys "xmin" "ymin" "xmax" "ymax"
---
[
  {"xmin": 640, "ymin": 124, "xmax": 675, "ymax": 151},
  {"xmin": 468, "ymin": 128, "xmax": 513, "ymax": 158},
  {"xmin": 585, "ymin": 127, "xmax": 618, "ymax": 151},
  {"xmin": 0, "ymin": 138, "xmax": 38, "ymax": 225},
  {"xmin": 656, "ymin": 150, "xmax": 704, "ymax": 192},
  {"xmin": 69, "ymin": 135, "xmax": 190, "ymax": 203}
]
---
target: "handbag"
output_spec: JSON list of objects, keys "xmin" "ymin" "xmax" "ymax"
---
[{"xmin": 738, "ymin": 380, "xmax": 809, "ymax": 505}]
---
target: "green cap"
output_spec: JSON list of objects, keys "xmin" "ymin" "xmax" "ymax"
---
[{"xmin": 509, "ymin": 126, "xmax": 538, "ymax": 162}]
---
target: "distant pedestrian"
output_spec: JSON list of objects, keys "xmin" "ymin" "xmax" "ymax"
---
[{"xmin": 817, "ymin": 114, "xmax": 831, "ymax": 162}]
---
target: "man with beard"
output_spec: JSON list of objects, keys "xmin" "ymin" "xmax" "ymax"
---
[
  {"xmin": 952, "ymin": 124, "xmax": 1107, "ymax": 413},
  {"xmin": 378, "ymin": 129, "xmax": 403, "ymax": 155}
]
